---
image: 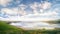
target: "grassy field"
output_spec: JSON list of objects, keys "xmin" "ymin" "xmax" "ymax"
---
[
  {"xmin": 0, "ymin": 21, "xmax": 23, "ymax": 34},
  {"xmin": 0, "ymin": 21, "xmax": 60, "ymax": 34}
]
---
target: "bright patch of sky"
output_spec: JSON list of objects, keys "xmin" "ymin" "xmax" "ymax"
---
[{"xmin": 0, "ymin": 0, "xmax": 60, "ymax": 21}]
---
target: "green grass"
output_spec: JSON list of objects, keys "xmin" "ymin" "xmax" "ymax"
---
[
  {"xmin": 0, "ymin": 21, "xmax": 23, "ymax": 34},
  {"xmin": 0, "ymin": 21, "xmax": 23, "ymax": 31}
]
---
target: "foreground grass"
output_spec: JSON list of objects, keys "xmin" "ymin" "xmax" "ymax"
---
[
  {"xmin": 0, "ymin": 21, "xmax": 23, "ymax": 34},
  {"xmin": 0, "ymin": 21, "xmax": 60, "ymax": 34}
]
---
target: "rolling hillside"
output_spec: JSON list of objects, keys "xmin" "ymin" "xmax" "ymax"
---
[{"xmin": 0, "ymin": 21, "xmax": 60, "ymax": 34}]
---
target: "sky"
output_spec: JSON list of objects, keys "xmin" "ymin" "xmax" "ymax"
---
[
  {"xmin": 0, "ymin": 0, "xmax": 60, "ymax": 30},
  {"xmin": 0, "ymin": 0, "xmax": 60, "ymax": 21}
]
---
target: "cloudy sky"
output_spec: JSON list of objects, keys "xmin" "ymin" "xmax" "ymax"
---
[
  {"xmin": 0, "ymin": 0, "xmax": 60, "ymax": 30},
  {"xmin": 0, "ymin": 0, "xmax": 60, "ymax": 21}
]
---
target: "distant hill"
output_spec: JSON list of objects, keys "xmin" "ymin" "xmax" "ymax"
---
[{"xmin": 45, "ymin": 19, "xmax": 60, "ymax": 24}]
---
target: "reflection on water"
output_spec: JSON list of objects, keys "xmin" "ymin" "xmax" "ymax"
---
[{"xmin": 10, "ymin": 21, "xmax": 60, "ymax": 30}]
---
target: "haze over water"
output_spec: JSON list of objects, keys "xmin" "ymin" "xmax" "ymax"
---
[{"xmin": 10, "ymin": 21, "xmax": 60, "ymax": 30}]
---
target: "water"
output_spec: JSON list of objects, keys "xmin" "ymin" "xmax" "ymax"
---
[{"xmin": 10, "ymin": 21, "xmax": 60, "ymax": 30}]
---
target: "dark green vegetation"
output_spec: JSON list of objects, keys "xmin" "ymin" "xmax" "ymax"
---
[
  {"xmin": 0, "ymin": 21, "xmax": 60, "ymax": 34},
  {"xmin": 45, "ymin": 19, "xmax": 60, "ymax": 24}
]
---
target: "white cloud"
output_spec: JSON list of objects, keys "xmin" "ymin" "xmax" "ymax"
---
[
  {"xmin": 0, "ymin": 1, "xmax": 59, "ymax": 21},
  {"xmin": 0, "ymin": 0, "xmax": 13, "ymax": 6},
  {"xmin": 30, "ymin": 2, "xmax": 51, "ymax": 14},
  {"xmin": 40, "ymin": 11, "xmax": 57, "ymax": 16},
  {"xmin": 39, "ymin": 1, "xmax": 51, "ymax": 13},
  {"xmin": 0, "ymin": 4, "xmax": 27, "ymax": 21},
  {"xmin": 40, "ymin": 1, "xmax": 51, "ymax": 9},
  {"xmin": 0, "ymin": 0, "xmax": 23, "ymax": 7},
  {"xmin": 30, "ymin": 2, "xmax": 38, "ymax": 9},
  {"xmin": 18, "ymin": 4, "xmax": 27, "ymax": 15},
  {"xmin": 18, "ymin": 9, "xmax": 58, "ymax": 21},
  {"xmin": 0, "ymin": 8, "xmax": 58, "ymax": 21},
  {"xmin": 0, "ymin": 8, "xmax": 19, "ymax": 21},
  {"xmin": 0, "ymin": 16, "xmax": 18, "ymax": 21},
  {"xmin": 30, "ymin": 2, "xmax": 39, "ymax": 14},
  {"xmin": 1, "ymin": 8, "xmax": 18, "ymax": 15}
]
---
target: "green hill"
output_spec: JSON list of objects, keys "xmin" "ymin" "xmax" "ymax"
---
[
  {"xmin": 0, "ymin": 21, "xmax": 60, "ymax": 34},
  {"xmin": 0, "ymin": 21, "xmax": 23, "ymax": 34}
]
